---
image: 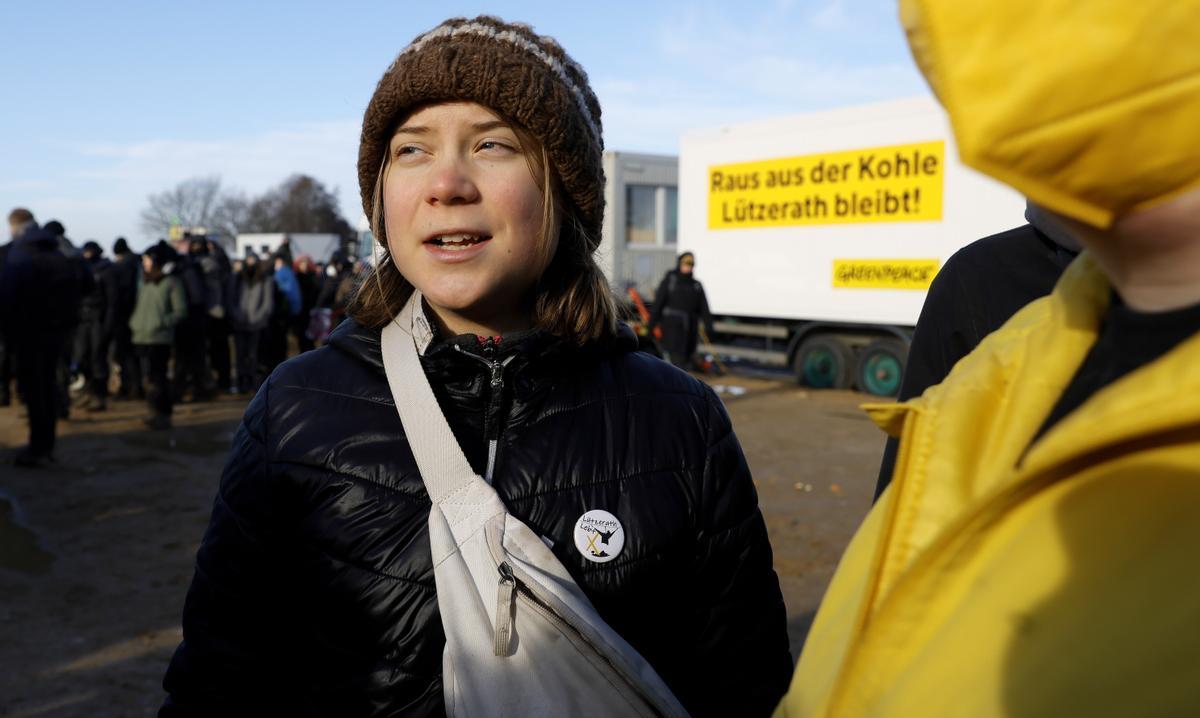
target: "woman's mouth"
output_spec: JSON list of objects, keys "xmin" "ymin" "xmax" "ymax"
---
[
  {"xmin": 423, "ymin": 232, "xmax": 493, "ymax": 263},
  {"xmin": 428, "ymin": 233, "xmax": 491, "ymax": 250}
]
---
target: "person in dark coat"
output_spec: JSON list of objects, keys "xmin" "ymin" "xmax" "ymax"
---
[
  {"xmin": 110, "ymin": 237, "xmax": 144, "ymax": 399},
  {"xmin": 316, "ymin": 254, "xmax": 360, "ymax": 315},
  {"xmin": 293, "ymin": 253, "xmax": 320, "ymax": 353},
  {"xmin": 171, "ymin": 236, "xmax": 221, "ymax": 402},
  {"xmin": 650, "ymin": 251, "xmax": 715, "ymax": 370},
  {"xmin": 0, "ymin": 234, "xmax": 13, "ymax": 406},
  {"xmin": 203, "ymin": 238, "xmax": 233, "ymax": 394},
  {"xmin": 2, "ymin": 208, "xmax": 92, "ymax": 466},
  {"xmin": 40, "ymin": 219, "xmax": 86, "ymax": 418},
  {"xmin": 226, "ymin": 251, "xmax": 274, "ymax": 393},
  {"xmin": 73, "ymin": 240, "xmax": 119, "ymax": 411},
  {"xmin": 161, "ymin": 17, "xmax": 791, "ymax": 718},
  {"xmin": 872, "ymin": 204, "xmax": 1080, "ymax": 499}
]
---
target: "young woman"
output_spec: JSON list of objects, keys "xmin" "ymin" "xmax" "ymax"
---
[
  {"xmin": 128, "ymin": 241, "xmax": 186, "ymax": 430},
  {"xmin": 162, "ymin": 16, "xmax": 790, "ymax": 717}
]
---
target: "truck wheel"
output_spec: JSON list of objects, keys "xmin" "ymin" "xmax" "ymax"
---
[
  {"xmin": 794, "ymin": 335, "xmax": 854, "ymax": 389},
  {"xmin": 857, "ymin": 339, "xmax": 907, "ymax": 397}
]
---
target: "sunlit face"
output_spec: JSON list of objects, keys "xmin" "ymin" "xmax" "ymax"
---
[{"xmin": 383, "ymin": 101, "xmax": 555, "ymax": 334}]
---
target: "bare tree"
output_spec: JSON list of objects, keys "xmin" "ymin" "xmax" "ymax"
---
[
  {"xmin": 242, "ymin": 174, "xmax": 355, "ymax": 239},
  {"xmin": 142, "ymin": 174, "xmax": 354, "ymax": 248},
  {"xmin": 209, "ymin": 192, "xmax": 250, "ymax": 242},
  {"xmin": 140, "ymin": 176, "xmax": 246, "ymax": 241}
]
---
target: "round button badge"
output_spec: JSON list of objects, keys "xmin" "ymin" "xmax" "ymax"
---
[{"xmin": 574, "ymin": 509, "xmax": 624, "ymax": 563}]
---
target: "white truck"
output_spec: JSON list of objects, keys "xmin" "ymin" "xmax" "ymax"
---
[
  {"xmin": 236, "ymin": 233, "xmax": 343, "ymax": 262},
  {"xmin": 678, "ymin": 96, "xmax": 1026, "ymax": 395}
]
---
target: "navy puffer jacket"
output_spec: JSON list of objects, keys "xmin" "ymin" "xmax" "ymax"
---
[{"xmin": 161, "ymin": 316, "xmax": 792, "ymax": 717}]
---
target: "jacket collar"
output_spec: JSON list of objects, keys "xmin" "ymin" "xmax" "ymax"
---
[
  {"xmin": 1018, "ymin": 255, "xmax": 1200, "ymax": 476},
  {"xmin": 857, "ymin": 253, "xmax": 1200, "ymax": 616},
  {"xmin": 867, "ymin": 252, "xmax": 1200, "ymax": 480},
  {"xmin": 328, "ymin": 294, "xmax": 639, "ymax": 383}
]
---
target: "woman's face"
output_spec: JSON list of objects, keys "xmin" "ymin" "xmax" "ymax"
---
[{"xmin": 383, "ymin": 101, "xmax": 555, "ymax": 335}]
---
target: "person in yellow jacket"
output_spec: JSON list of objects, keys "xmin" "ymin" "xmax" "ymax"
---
[{"xmin": 775, "ymin": 1, "xmax": 1200, "ymax": 716}]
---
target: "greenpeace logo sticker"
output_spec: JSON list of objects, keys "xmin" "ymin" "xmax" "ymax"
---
[
  {"xmin": 833, "ymin": 259, "xmax": 940, "ymax": 290},
  {"xmin": 574, "ymin": 510, "xmax": 624, "ymax": 564}
]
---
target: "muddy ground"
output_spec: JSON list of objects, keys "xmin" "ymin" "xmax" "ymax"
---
[{"xmin": 0, "ymin": 370, "xmax": 886, "ymax": 717}]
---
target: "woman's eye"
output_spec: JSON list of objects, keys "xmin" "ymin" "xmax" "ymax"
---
[
  {"xmin": 394, "ymin": 145, "xmax": 422, "ymax": 158},
  {"xmin": 479, "ymin": 140, "xmax": 516, "ymax": 153}
]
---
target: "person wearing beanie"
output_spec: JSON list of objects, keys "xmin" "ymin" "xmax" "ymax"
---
[
  {"xmin": 650, "ymin": 251, "xmax": 715, "ymax": 370},
  {"xmin": 109, "ymin": 237, "xmax": 143, "ymax": 399},
  {"xmin": 169, "ymin": 236, "xmax": 220, "ymax": 403},
  {"xmin": 162, "ymin": 16, "xmax": 791, "ymax": 717},
  {"xmin": 775, "ymin": 1, "xmax": 1200, "ymax": 716},
  {"xmin": 128, "ymin": 241, "xmax": 186, "ymax": 429},
  {"xmin": 37, "ymin": 219, "xmax": 87, "ymax": 418},
  {"xmin": 73, "ymin": 240, "xmax": 119, "ymax": 411},
  {"xmin": 42, "ymin": 219, "xmax": 80, "ymax": 259}
]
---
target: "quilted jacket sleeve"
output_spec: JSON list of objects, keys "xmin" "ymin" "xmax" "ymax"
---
[
  {"xmin": 683, "ymin": 388, "xmax": 793, "ymax": 717},
  {"xmin": 160, "ymin": 382, "xmax": 298, "ymax": 716}
]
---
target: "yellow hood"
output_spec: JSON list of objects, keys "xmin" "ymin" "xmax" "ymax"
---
[{"xmin": 900, "ymin": 0, "xmax": 1200, "ymax": 228}]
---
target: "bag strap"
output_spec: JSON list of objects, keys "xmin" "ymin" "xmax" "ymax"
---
[{"xmin": 380, "ymin": 291, "xmax": 480, "ymax": 504}]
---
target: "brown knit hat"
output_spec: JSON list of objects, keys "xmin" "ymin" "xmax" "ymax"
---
[{"xmin": 358, "ymin": 16, "xmax": 605, "ymax": 249}]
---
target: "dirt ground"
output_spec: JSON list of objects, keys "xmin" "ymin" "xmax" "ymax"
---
[{"xmin": 0, "ymin": 370, "xmax": 886, "ymax": 717}]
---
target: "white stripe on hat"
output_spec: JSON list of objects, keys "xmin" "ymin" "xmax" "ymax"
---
[{"xmin": 396, "ymin": 21, "xmax": 602, "ymax": 147}]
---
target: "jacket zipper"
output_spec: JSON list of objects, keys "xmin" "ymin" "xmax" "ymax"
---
[{"xmin": 452, "ymin": 341, "xmax": 517, "ymax": 483}]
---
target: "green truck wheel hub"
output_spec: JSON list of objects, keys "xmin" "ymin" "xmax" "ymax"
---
[
  {"xmin": 803, "ymin": 349, "xmax": 840, "ymax": 388},
  {"xmin": 862, "ymin": 352, "xmax": 902, "ymax": 396}
]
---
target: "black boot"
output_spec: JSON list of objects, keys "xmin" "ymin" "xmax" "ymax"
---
[{"xmin": 143, "ymin": 413, "xmax": 172, "ymax": 431}]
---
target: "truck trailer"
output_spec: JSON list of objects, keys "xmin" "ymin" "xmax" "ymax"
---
[{"xmin": 678, "ymin": 96, "xmax": 1026, "ymax": 395}]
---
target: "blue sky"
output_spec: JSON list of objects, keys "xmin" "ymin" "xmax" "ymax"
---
[{"xmin": 0, "ymin": 0, "xmax": 928, "ymax": 251}]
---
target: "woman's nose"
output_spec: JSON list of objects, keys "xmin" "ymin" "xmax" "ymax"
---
[{"xmin": 426, "ymin": 155, "xmax": 480, "ymax": 205}]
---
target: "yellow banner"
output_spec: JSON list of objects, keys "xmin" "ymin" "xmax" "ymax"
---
[
  {"xmin": 708, "ymin": 141, "xmax": 944, "ymax": 228},
  {"xmin": 833, "ymin": 259, "xmax": 940, "ymax": 289}
]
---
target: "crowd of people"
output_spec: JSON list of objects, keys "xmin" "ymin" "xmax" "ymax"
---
[{"xmin": 0, "ymin": 210, "xmax": 367, "ymax": 465}]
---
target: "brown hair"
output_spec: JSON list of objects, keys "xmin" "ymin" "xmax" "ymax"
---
[
  {"xmin": 7, "ymin": 207, "xmax": 35, "ymax": 225},
  {"xmin": 348, "ymin": 118, "xmax": 618, "ymax": 345}
]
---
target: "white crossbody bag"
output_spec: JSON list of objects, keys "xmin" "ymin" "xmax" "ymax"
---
[{"xmin": 380, "ymin": 293, "xmax": 690, "ymax": 718}]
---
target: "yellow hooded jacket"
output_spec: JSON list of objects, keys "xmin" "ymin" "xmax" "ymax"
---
[{"xmin": 775, "ymin": 255, "xmax": 1200, "ymax": 717}]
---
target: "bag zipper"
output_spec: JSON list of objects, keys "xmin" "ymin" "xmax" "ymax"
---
[
  {"xmin": 493, "ymin": 561, "xmax": 666, "ymax": 716},
  {"xmin": 495, "ymin": 561, "xmax": 517, "ymax": 656}
]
